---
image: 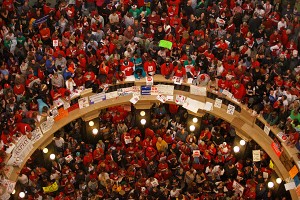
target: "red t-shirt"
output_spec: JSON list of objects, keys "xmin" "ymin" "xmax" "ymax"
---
[{"xmin": 173, "ymin": 66, "xmax": 186, "ymax": 77}]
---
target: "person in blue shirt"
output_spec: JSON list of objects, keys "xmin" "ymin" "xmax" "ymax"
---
[
  {"xmin": 134, "ymin": 66, "xmax": 146, "ymax": 79},
  {"xmin": 37, "ymin": 98, "xmax": 49, "ymax": 116},
  {"xmin": 63, "ymin": 67, "xmax": 74, "ymax": 80}
]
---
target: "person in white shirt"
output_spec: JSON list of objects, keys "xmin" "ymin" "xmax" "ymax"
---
[
  {"xmin": 65, "ymin": 76, "xmax": 76, "ymax": 91},
  {"xmin": 278, "ymin": 17, "xmax": 287, "ymax": 30},
  {"xmin": 18, "ymin": 173, "xmax": 29, "ymax": 185}
]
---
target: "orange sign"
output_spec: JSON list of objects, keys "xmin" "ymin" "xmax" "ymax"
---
[
  {"xmin": 289, "ymin": 165, "xmax": 299, "ymax": 179},
  {"xmin": 54, "ymin": 108, "xmax": 68, "ymax": 121}
]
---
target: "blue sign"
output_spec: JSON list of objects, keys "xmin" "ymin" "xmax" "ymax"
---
[{"xmin": 141, "ymin": 86, "xmax": 151, "ymax": 95}]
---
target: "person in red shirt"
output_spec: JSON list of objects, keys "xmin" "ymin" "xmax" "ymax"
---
[
  {"xmin": 39, "ymin": 24, "xmax": 51, "ymax": 45},
  {"xmin": 83, "ymin": 151, "xmax": 93, "ymax": 167},
  {"xmin": 120, "ymin": 58, "xmax": 134, "ymax": 76},
  {"xmin": 171, "ymin": 63, "xmax": 187, "ymax": 79},
  {"xmin": 160, "ymin": 57, "xmax": 173, "ymax": 79},
  {"xmin": 144, "ymin": 57, "xmax": 156, "ymax": 76},
  {"xmin": 231, "ymin": 82, "xmax": 246, "ymax": 100}
]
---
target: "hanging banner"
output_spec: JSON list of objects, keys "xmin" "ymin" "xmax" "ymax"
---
[
  {"xmin": 89, "ymin": 93, "xmax": 106, "ymax": 104},
  {"xmin": 271, "ymin": 141, "xmax": 282, "ymax": 157},
  {"xmin": 12, "ymin": 135, "xmax": 33, "ymax": 159},
  {"xmin": 54, "ymin": 108, "xmax": 69, "ymax": 121},
  {"xmin": 289, "ymin": 165, "xmax": 299, "ymax": 178},
  {"xmin": 2, "ymin": 179, "xmax": 16, "ymax": 194}
]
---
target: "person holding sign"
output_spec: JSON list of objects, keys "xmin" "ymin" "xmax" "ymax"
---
[{"xmin": 171, "ymin": 62, "xmax": 187, "ymax": 82}]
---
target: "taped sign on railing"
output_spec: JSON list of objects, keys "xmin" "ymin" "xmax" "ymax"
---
[
  {"xmin": 12, "ymin": 135, "xmax": 33, "ymax": 158},
  {"xmin": 89, "ymin": 93, "xmax": 106, "ymax": 104},
  {"xmin": 40, "ymin": 117, "xmax": 54, "ymax": 133},
  {"xmin": 190, "ymin": 85, "xmax": 207, "ymax": 96},
  {"xmin": 2, "ymin": 179, "xmax": 16, "ymax": 194},
  {"xmin": 30, "ymin": 127, "xmax": 43, "ymax": 144}
]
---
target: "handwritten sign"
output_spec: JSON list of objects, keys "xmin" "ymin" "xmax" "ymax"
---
[
  {"xmin": 2, "ymin": 179, "xmax": 16, "ymax": 194},
  {"xmin": 173, "ymin": 76, "xmax": 182, "ymax": 85},
  {"xmin": 12, "ymin": 135, "xmax": 33, "ymax": 158},
  {"xmin": 157, "ymin": 85, "xmax": 174, "ymax": 96},
  {"xmin": 31, "ymin": 127, "xmax": 43, "ymax": 144},
  {"xmin": 227, "ymin": 104, "xmax": 235, "ymax": 115},
  {"xmin": 190, "ymin": 85, "xmax": 207, "ymax": 96},
  {"xmin": 53, "ymin": 40, "xmax": 58, "ymax": 47},
  {"xmin": 156, "ymin": 95, "xmax": 167, "ymax": 103},
  {"xmin": 252, "ymin": 150, "xmax": 261, "ymax": 162},
  {"xmin": 232, "ymin": 180, "xmax": 244, "ymax": 196},
  {"xmin": 151, "ymin": 86, "xmax": 159, "ymax": 95},
  {"xmin": 130, "ymin": 95, "xmax": 140, "ymax": 104},
  {"xmin": 40, "ymin": 117, "xmax": 54, "ymax": 133},
  {"xmin": 264, "ymin": 125, "xmax": 270, "ymax": 135},
  {"xmin": 175, "ymin": 95, "xmax": 186, "ymax": 105},
  {"xmin": 214, "ymin": 98, "xmax": 222, "ymax": 108},
  {"xmin": 285, "ymin": 182, "xmax": 296, "ymax": 191}
]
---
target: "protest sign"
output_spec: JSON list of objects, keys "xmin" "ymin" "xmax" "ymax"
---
[{"xmin": 159, "ymin": 40, "xmax": 172, "ymax": 49}]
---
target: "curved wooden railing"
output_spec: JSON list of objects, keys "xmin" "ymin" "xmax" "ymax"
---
[{"xmin": 3, "ymin": 75, "xmax": 299, "ymax": 199}]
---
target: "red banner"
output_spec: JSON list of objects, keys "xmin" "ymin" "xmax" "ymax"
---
[{"xmin": 271, "ymin": 141, "xmax": 282, "ymax": 157}]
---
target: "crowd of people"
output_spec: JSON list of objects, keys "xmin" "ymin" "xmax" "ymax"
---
[
  {"xmin": 17, "ymin": 104, "xmax": 282, "ymax": 199},
  {"xmin": 0, "ymin": 0, "xmax": 299, "ymax": 198}
]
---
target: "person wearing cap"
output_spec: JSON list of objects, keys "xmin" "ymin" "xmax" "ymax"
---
[{"xmin": 63, "ymin": 67, "xmax": 74, "ymax": 80}]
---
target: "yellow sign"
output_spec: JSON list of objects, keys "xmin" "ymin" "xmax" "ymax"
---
[
  {"xmin": 43, "ymin": 182, "xmax": 58, "ymax": 193},
  {"xmin": 269, "ymin": 160, "xmax": 274, "ymax": 169}
]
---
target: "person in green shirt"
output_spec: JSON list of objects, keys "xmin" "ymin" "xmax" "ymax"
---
[
  {"xmin": 16, "ymin": 33, "xmax": 26, "ymax": 45},
  {"xmin": 129, "ymin": 5, "xmax": 141, "ymax": 19},
  {"xmin": 139, "ymin": 6, "xmax": 151, "ymax": 17},
  {"xmin": 290, "ymin": 108, "xmax": 300, "ymax": 122}
]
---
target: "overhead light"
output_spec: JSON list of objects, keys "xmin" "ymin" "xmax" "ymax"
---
[
  {"xmin": 50, "ymin": 154, "xmax": 56, "ymax": 160},
  {"xmin": 268, "ymin": 181, "xmax": 274, "ymax": 188},
  {"xmin": 192, "ymin": 117, "xmax": 198, "ymax": 123},
  {"xmin": 233, "ymin": 146, "xmax": 240, "ymax": 153},
  {"xmin": 92, "ymin": 128, "xmax": 98, "ymax": 135},
  {"xmin": 89, "ymin": 121, "xmax": 94, "ymax": 126},
  {"xmin": 43, "ymin": 148, "xmax": 48, "ymax": 154},
  {"xmin": 140, "ymin": 111, "xmax": 146, "ymax": 116},
  {"xmin": 12, "ymin": 189, "xmax": 15, "ymax": 194},
  {"xmin": 189, "ymin": 125, "xmax": 195, "ymax": 132},
  {"xmin": 276, "ymin": 178, "xmax": 282, "ymax": 184},
  {"xmin": 141, "ymin": 119, "xmax": 146, "ymax": 125},
  {"xmin": 19, "ymin": 192, "xmax": 25, "ymax": 198},
  {"xmin": 240, "ymin": 140, "xmax": 246, "ymax": 146}
]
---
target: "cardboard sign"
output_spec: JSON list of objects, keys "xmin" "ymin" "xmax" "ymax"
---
[
  {"xmin": 190, "ymin": 85, "xmax": 207, "ymax": 96},
  {"xmin": 173, "ymin": 76, "xmax": 183, "ymax": 85},
  {"xmin": 31, "ymin": 127, "xmax": 43, "ymax": 144},
  {"xmin": 214, "ymin": 98, "xmax": 222, "ymax": 108},
  {"xmin": 289, "ymin": 165, "xmax": 299, "ymax": 178},
  {"xmin": 252, "ymin": 150, "xmax": 261, "ymax": 162},
  {"xmin": 146, "ymin": 76, "xmax": 153, "ymax": 86},
  {"xmin": 227, "ymin": 104, "xmax": 235, "ymax": 115},
  {"xmin": 43, "ymin": 182, "xmax": 59, "ymax": 193}
]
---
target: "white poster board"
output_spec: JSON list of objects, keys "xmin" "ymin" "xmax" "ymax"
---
[
  {"xmin": 252, "ymin": 150, "xmax": 261, "ymax": 162},
  {"xmin": 30, "ymin": 127, "xmax": 43, "ymax": 144},
  {"xmin": 214, "ymin": 98, "xmax": 222, "ymax": 108},
  {"xmin": 227, "ymin": 104, "xmax": 235, "ymax": 115},
  {"xmin": 78, "ymin": 97, "xmax": 90, "ymax": 109},
  {"xmin": 190, "ymin": 85, "xmax": 207, "ymax": 96}
]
